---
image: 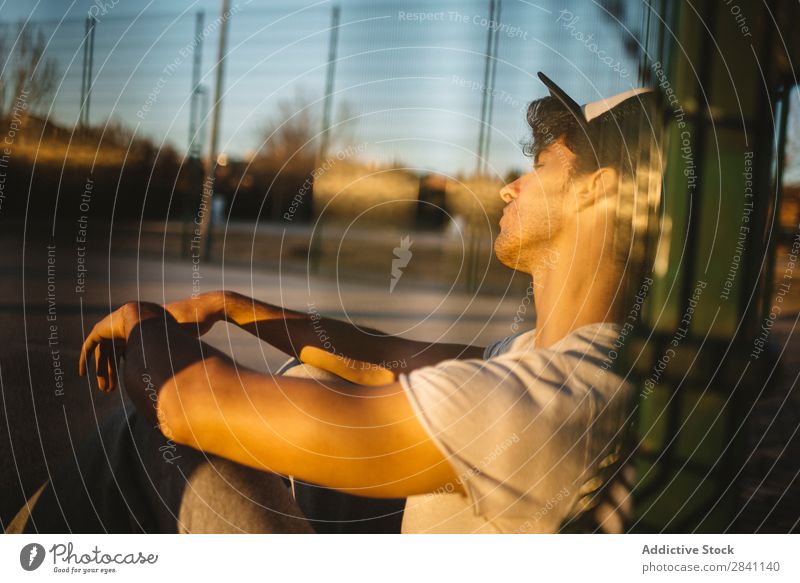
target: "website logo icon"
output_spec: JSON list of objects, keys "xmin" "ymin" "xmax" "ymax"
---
[{"xmin": 20, "ymin": 543, "xmax": 46, "ymax": 571}]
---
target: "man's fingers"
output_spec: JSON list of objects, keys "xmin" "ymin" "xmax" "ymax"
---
[
  {"xmin": 79, "ymin": 333, "xmax": 123, "ymax": 391},
  {"xmin": 79, "ymin": 333, "xmax": 96, "ymax": 377},
  {"xmin": 95, "ymin": 343, "xmax": 108, "ymax": 391},
  {"xmin": 78, "ymin": 337, "xmax": 89, "ymax": 376},
  {"xmin": 103, "ymin": 340, "xmax": 116, "ymax": 392},
  {"xmin": 106, "ymin": 356, "xmax": 115, "ymax": 392},
  {"xmin": 78, "ymin": 310, "xmax": 129, "ymax": 379},
  {"xmin": 106, "ymin": 339, "xmax": 123, "ymax": 391}
]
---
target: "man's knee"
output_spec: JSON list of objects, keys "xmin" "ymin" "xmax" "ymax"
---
[
  {"xmin": 176, "ymin": 456, "xmax": 313, "ymax": 533},
  {"xmin": 123, "ymin": 407, "xmax": 311, "ymax": 533}
]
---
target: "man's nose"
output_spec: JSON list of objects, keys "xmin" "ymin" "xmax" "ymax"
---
[{"xmin": 500, "ymin": 179, "xmax": 520, "ymax": 204}]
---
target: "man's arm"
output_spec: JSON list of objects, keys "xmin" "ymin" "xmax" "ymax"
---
[
  {"xmin": 170, "ymin": 291, "xmax": 485, "ymax": 374},
  {"xmin": 83, "ymin": 302, "xmax": 464, "ymax": 498}
]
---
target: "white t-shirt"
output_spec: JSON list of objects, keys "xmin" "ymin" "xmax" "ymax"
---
[{"xmin": 399, "ymin": 322, "xmax": 635, "ymax": 534}]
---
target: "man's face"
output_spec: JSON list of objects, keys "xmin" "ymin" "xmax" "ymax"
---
[{"xmin": 494, "ymin": 138, "xmax": 577, "ymax": 272}]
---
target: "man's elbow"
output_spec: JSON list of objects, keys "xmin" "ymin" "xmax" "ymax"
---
[
  {"xmin": 155, "ymin": 381, "xmax": 192, "ymax": 445},
  {"xmin": 152, "ymin": 357, "xmax": 238, "ymax": 449}
]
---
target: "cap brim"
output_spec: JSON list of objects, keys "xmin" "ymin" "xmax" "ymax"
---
[
  {"xmin": 537, "ymin": 72, "xmax": 653, "ymax": 123},
  {"xmin": 537, "ymin": 72, "xmax": 586, "ymax": 126}
]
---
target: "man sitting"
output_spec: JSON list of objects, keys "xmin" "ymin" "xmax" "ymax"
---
[{"xmin": 12, "ymin": 73, "xmax": 661, "ymax": 534}]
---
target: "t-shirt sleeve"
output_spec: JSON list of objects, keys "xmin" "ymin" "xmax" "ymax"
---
[
  {"xmin": 399, "ymin": 351, "xmax": 596, "ymax": 533},
  {"xmin": 482, "ymin": 330, "xmax": 526, "ymax": 359},
  {"xmin": 482, "ymin": 339, "xmax": 504, "ymax": 359}
]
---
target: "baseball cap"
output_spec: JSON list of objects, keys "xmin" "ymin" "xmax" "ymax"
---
[{"xmin": 537, "ymin": 72, "xmax": 653, "ymax": 126}]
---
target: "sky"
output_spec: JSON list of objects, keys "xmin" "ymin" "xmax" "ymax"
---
[{"xmin": 0, "ymin": 0, "xmax": 719, "ymax": 178}]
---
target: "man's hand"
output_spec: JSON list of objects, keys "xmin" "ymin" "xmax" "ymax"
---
[
  {"xmin": 78, "ymin": 302, "xmax": 167, "ymax": 392},
  {"xmin": 164, "ymin": 291, "xmax": 227, "ymax": 337},
  {"xmin": 298, "ymin": 346, "xmax": 396, "ymax": 386}
]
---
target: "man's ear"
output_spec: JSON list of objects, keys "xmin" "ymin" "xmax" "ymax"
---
[
  {"xmin": 572, "ymin": 167, "xmax": 617, "ymax": 214},
  {"xmin": 588, "ymin": 166, "xmax": 619, "ymax": 202}
]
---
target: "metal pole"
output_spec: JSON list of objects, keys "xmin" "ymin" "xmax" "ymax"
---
[
  {"xmin": 188, "ymin": 11, "xmax": 205, "ymax": 159},
  {"xmin": 201, "ymin": 0, "xmax": 231, "ymax": 260},
  {"xmin": 476, "ymin": 0, "xmax": 494, "ymax": 176},
  {"xmin": 483, "ymin": 0, "xmax": 501, "ymax": 176},
  {"xmin": 85, "ymin": 16, "xmax": 95, "ymax": 127},
  {"xmin": 80, "ymin": 17, "xmax": 89, "ymax": 128},
  {"xmin": 468, "ymin": 0, "xmax": 497, "ymax": 290},
  {"xmin": 80, "ymin": 16, "xmax": 96, "ymax": 129},
  {"xmin": 207, "ymin": 0, "xmax": 229, "ymax": 169},
  {"xmin": 184, "ymin": 11, "xmax": 205, "ymax": 258},
  {"xmin": 199, "ymin": 86, "xmax": 209, "ymax": 151},
  {"xmin": 310, "ymin": 4, "xmax": 340, "ymax": 273},
  {"xmin": 318, "ymin": 4, "xmax": 340, "ymax": 162}
]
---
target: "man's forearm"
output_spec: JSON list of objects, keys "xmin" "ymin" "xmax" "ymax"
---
[
  {"xmin": 103, "ymin": 302, "xmax": 461, "ymax": 497},
  {"xmin": 122, "ymin": 306, "xmax": 223, "ymax": 431},
  {"xmin": 222, "ymin": 292, "xmax": 484, "ymax": 372}
]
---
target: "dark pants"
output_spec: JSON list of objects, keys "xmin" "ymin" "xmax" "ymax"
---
[{"xmin": 10, "ymin": 359, "xmax": 403, "ymax": 534}]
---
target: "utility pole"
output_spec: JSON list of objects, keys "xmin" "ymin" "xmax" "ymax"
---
[
  {"xmin": 475, "ymin": 0, "xmax": 500, "ymax": 176},
  {"xmin": 188, "ymin": 11, "xmax": 205, "ymax": 160},
  {"xmin": 80, "ymin": 15, "xmax": 96, "ymax": 129},
  {"xmin": 183, "ymin": 11, "xmax": 206, "ymax": 258},
  {"xmin": 199, "ymin": 0, "xmax": 231, "ymax": 260},
  {"xmin": 310, "ymin": 4, "xmax": 340, "ymax": 272},
  {"xmin": 318, "ymin": 4, "xmax": 340, "ymax": 163},
  {"xmin": 483, "ymin": 0, "xmax": 501, "ymax": 176},
  {"xmin": 468, "ymin": 0, "xmax": 500, "ymax": 291}
]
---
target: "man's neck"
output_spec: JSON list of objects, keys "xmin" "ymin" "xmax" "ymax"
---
[{"xmin": 529, "ymin": 221, "xmax": 625, "ymax": 350}]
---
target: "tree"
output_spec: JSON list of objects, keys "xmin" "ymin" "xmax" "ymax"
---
[
  {"xmin": 254, "ymin": 89, "xmax": 356, "ymax": 170},
  {"xmin": 0, "ymin": 22, "xmax": 59, "ymax": 117},
  {"xmin": 255, "ymin": 90, "xmax": 318, "ymax": 170}
]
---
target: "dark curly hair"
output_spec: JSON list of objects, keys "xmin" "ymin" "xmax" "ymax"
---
[{"xmin": 523, "ymin": 93, "xmax": 659, "ymax": 179}]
